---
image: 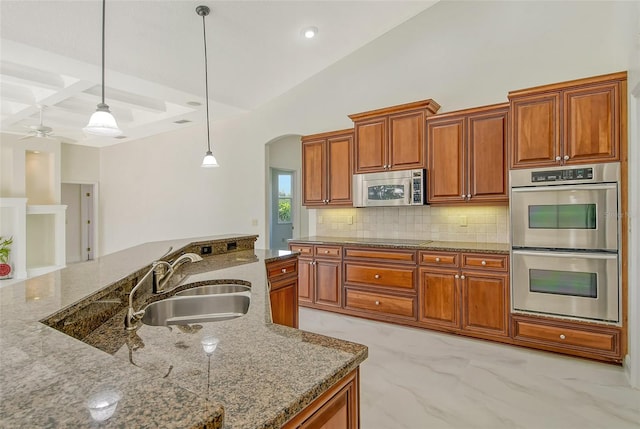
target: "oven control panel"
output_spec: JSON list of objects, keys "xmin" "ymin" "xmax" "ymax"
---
[{"xmin": 531, "ymin": 167, "xmax": 594, "ymax": 183}]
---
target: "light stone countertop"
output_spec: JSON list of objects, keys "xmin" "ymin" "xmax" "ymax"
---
[{"xmin": 0, "ymin": 235, "xmax": 367, "ymax": 428}]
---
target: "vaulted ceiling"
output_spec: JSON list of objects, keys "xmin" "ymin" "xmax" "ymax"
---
[{"xmin": 0, "ymin": 0, "xmax": 437, "ymax": 147}]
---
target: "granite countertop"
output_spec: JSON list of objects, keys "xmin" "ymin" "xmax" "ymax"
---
[
  {"xmin": 0, "ymin": 235, "xmax": 367, "ymax": 428},
  {"xmin": 290, "ymin": 236, "xmax": 510, "ymax": 254}
]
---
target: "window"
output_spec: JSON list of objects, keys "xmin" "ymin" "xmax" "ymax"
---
[{"xmin": 278, "ymin": 174, "xmax": 292, "ymax": 224}]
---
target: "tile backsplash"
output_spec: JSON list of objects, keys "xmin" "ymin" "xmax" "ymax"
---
[{"xmin": 314, "ymin": 205, "xmax": 509, "ymax": 243}]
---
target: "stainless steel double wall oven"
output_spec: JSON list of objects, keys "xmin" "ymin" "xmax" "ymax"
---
[{"xmin": 510, "ymin": 163, "xmax": 621, "ymax": 323}]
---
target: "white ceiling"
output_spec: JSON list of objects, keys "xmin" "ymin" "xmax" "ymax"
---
[{"xmin": 0, "ymin": 0, "xmax": 437, "ymax": 147}]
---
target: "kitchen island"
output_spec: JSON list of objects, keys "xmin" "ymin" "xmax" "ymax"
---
[{"xmin": 0, "ymin": 235, "xmax": 367, "ymax": 428}]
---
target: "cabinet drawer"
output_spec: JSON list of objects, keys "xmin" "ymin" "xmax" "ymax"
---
[
  {"xmin": 289, "ymin": 244, "xmax": 313, "ymax": 256},
  {"xmin": 462, "ymin": 253, "xmax": 508, "ymax": 271},
  {"xmin": 344, "ymin": 247, "xmax": 416, "ymax": 263},
  {"xmin": 419, "ymin": 251, "xmax": 459, "ymax": 267},
  {"xmin": 315, "ymin": 245, "xmax": 342, "ymax": 258},
  {"xmin": 344, "ymin": 263, "xmax": 415, "ymax": 290},
  {"xmin": 345, "ymin": 289, "xmax": 415, "ymax": 319},
  {"xmin": 266, "ymin": 258, "xmax": 298, "ymax": 280},
  {"xmin": 512, "ymin": 317, "xmax": 619, "ymax": 354}
]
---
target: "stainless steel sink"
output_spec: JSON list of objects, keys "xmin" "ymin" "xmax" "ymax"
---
[
  {"xmin": 141, "ymin": 293, "xmax": 250, "ymax": 326},
  {"xmin": 175, "ymin": 284, "xmax": 250, "ymax": 296}
]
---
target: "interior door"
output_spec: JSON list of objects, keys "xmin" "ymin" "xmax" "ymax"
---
[{"xmin": 270, "ymin": 169, "xmax": 294, "ymax": 250}]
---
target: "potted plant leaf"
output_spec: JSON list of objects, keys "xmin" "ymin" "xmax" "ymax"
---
[{"xmin": 0, "ymin": 236, "xmax": 13, "ymax": 279}]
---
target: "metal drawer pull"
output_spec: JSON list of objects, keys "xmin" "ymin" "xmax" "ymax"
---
[
  {"xmin": 281, "ymin": 268, "xmax": 287, "ymax": 273},
  {"xmin": 481, "ymin": 260, "xmax": 487, "ymax": 266},
  {"xmin": 435, "ymin": 257, "xmax": 440, "ymax": 262},
  {"xmin": 375, "ymin": 301, "xmax": 380, "ymax": 305},
  {"xmin": 560, "ymin": 334, "xmax": 566, "ymax": 340},
  {"xmin": 374, "ymin": 274, "xmax": 380, "ymax": 279}
]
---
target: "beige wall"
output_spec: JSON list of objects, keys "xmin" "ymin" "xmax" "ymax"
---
[{"xmin": 61, "ymin": 143, "xmax": 99, "ymax": 184}]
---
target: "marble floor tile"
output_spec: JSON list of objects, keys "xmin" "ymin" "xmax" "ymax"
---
[{"xmin": 299, "ymin": 308, "xmax": 640, "ymax": 429}]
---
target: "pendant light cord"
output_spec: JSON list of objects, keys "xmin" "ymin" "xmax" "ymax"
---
[
  {"xmin": 101, "ymin": 0, "xmax": 106, "ymax": 105},
  {"xmin": 202, "ymin": 13, "xmax": 212, "ymax": 153}
]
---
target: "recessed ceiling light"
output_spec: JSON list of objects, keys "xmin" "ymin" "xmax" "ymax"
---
[
  {"xmin": 302, "ymin": 26, "xmax": 318, "ymax": 39},
  {"xmin": 114, "ymin": 135, "xmax": 127, "ymax": 139},
  {"xmin": 32, "ymin": 150, "xmax": 40, "ymax": 154},
  {"xmin": 174, "ymin": 119, "xmax": 192, "ymax": 124},
  {"xmin": 187, "ymin": 101, "xmax": 202, "ymax": 106}
]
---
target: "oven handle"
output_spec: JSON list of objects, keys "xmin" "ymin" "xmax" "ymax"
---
[
  {"xmin": 512, "ymin": 249, "xmax": 618, "ymax": 259},
  {"xmin": 511, "ymin": 183, "xmax": 617, "ymax": 193}
]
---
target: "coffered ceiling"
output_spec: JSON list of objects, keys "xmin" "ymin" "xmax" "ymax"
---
[{"xmin": 0, "ymin": 0, "xmax": 437, "ymax": 147}]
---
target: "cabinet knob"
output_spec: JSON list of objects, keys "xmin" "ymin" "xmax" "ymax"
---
[
  {"xmin": 324, "ymin": 250, "xmax": 329, "ymax": 254},
  {"xmin": 374, "ymin": 274, "xmax": 380, "ymax": 279},
  {"xmin": 460, "ymin": 275, "xmax": 465, "ymax": 279},
  {"xmin": 563, "ymin": 155, "xmax": 570, "ymax": 161},
  {"xmin": 555, "ymin": 156, "xmax": 561, "ymax": 161},
  {"xmin": 375, "ymin": 300, "xmax": 380, "ymax": 305},
  {"xmin": 466, "ymin": 194, "xmax": 471, "ymax": 199},
  {"xmin": 559, "ymin": 334, "xmax": 566, "ymax": 340},
  {"xmin": 281, "ymin": 268, "xmax": 287, "ymax": 273},
  {"xmin": 461, "ymin": 194, "xmax": 466, "ymax": 199},
  {"xmin": 455, "ymin": 274, "xmax": 460, "ymax": 279},
  {"xmin": 435, "ymin": 257, "xmax": 441, "ymax": 262},
  {"xmin": 481, "ymin": 260, "xmax": 487, "ymax": 266}
]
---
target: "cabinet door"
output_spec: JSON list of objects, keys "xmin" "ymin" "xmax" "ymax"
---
[
  {"xmin": 298, "ymin": 257, "xmax": 314, "ymax": 305},
  {"xmin": 315, "ymin": 259, "xmax": 342, "ymax": 308},
  {"xmin": 270, "ymin": 277, "xmax": 299, "ymax": 328},
  {"xmin": 302, "ymin": 139, "xmax": 327, "ymax": 206},
  {"xmin": 467, "ymin": 108, "xmax": 508, "ymax": 203},
  {"xmin": 388, "ymin": 110, "xmax": 426, "ymax": 171},
  {"xmin": 510, "ymin": 93, "xmax": 561, "ymax": 168},
  {"xmin": 327, "ymin": 134, "xmax": 353, "ymax": 206},
  {"xmin": 461, "ymin": 271, "xmax": 508, "ymax": 338},
  {"xmin": 284, "ymin": 369, "xmax": 359, "ymax": 429},
  {"xmin": 354, "ymin": 118, "xmax": 387, "ymax": 173},
  {"xmin": 418, "ymin": 268, "xmax": 460, "ymax": 330},
  {"xmin": 563, "ymin": 81, "xmax": 619, "ymax": 164},
  {"xmin": 427, "ymin": 117, "xmax": 465, "ymax": 204}
]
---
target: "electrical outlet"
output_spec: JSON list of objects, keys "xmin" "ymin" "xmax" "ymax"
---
[
  {"xmin": 251, "ymin": 219, "xmax": 258, "ymax": 226},
  {"xmin": 460, "ymin": 216, "xmax": 467, "ymax": 227},
  {"xmin": 201, "ymin": 245, "xmax": 212, "ymax": 255}
]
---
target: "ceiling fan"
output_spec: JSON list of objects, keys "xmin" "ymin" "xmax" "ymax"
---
[{"xmin": 19, "ymin": 106, "xmax": 70, "ymax": 141}]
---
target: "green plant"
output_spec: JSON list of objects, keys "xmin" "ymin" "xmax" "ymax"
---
[{"xmin": 0, "ymin": 236, "xmax": 12, "ymax": 264}]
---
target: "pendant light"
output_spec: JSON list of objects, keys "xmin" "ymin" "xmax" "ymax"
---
[
  {"xmin": 197, "ymin": 5, "xmax": 219, "ymax": 168},
  {"xmin": 83, "ymin": 0, "xmax": 122, "ymax": 137}
]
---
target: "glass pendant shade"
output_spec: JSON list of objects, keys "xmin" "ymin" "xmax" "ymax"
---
[
  {"xmin": 201, "ymin": 150, "xmax": 219, "ymax": 168},
  {"xmin": 83, "ymin": 103, "xmax": 122, "ymax": 137}
]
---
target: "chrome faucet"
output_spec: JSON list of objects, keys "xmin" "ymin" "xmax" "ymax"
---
[
  {"xmin": 153, "ymin": 253, "xmax": 203, "ymax": 294},
  {"xmin": 125, "ymin": 260, "xmax": 171, "ymax": 330},
  {"xmin": 124, "ymin": 253, "xmax": 203, "ymax": 330}
]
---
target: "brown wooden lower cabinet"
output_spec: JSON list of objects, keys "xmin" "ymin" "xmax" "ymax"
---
[
  {"xmin": 283, "ymin": 368, "xmax": 359, "ymax": 429},
  {"xmin": 345, "ymin": 288, "xmax": 416, "ymax": 319},
  {"xmin": 511, "ymin": 315, "xmax": 622, "ymax": 363},
  {"xmin": 270, "ymin": 276, "xmax": 298, "ymax": 328},
  {"xmin": 291, "ymin": 242, "xmax": 622, "ymax": 363},
  {"xmin": 266, "ymin": 257, "xmax": 299, "ymax": 329}
]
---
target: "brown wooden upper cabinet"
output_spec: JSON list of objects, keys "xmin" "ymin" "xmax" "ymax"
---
[
  {"xmin": 349, "ymin": 99, "xmax": 440, "ymax": 174},
  {"xmin": 509, "ymin": 71, "xmax": 626, "ymax": 169},
  {"xmin": 302, "ymin": 129, "xmax": 354, "ymax": 207},
  {"xmin": 426, "ymin": 103, "xmax": 509, "ymax": 205}
]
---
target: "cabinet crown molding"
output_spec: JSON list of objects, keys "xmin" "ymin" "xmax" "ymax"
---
[
  {"xmin": 301, "ymin": 128, "xmax": 354, "ymax": 141},
  {"xmin": 508, "ymin": 71, "xmax": 627, "ymax": 99},
  {"xmin": 348, "ymin": 99, "xmax": 441, "ymax": 121}
]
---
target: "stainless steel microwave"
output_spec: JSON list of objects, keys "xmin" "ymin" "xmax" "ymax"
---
[{"xmin": 352, "ymin": 169, "xmax": 426, "ymax": 207}]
